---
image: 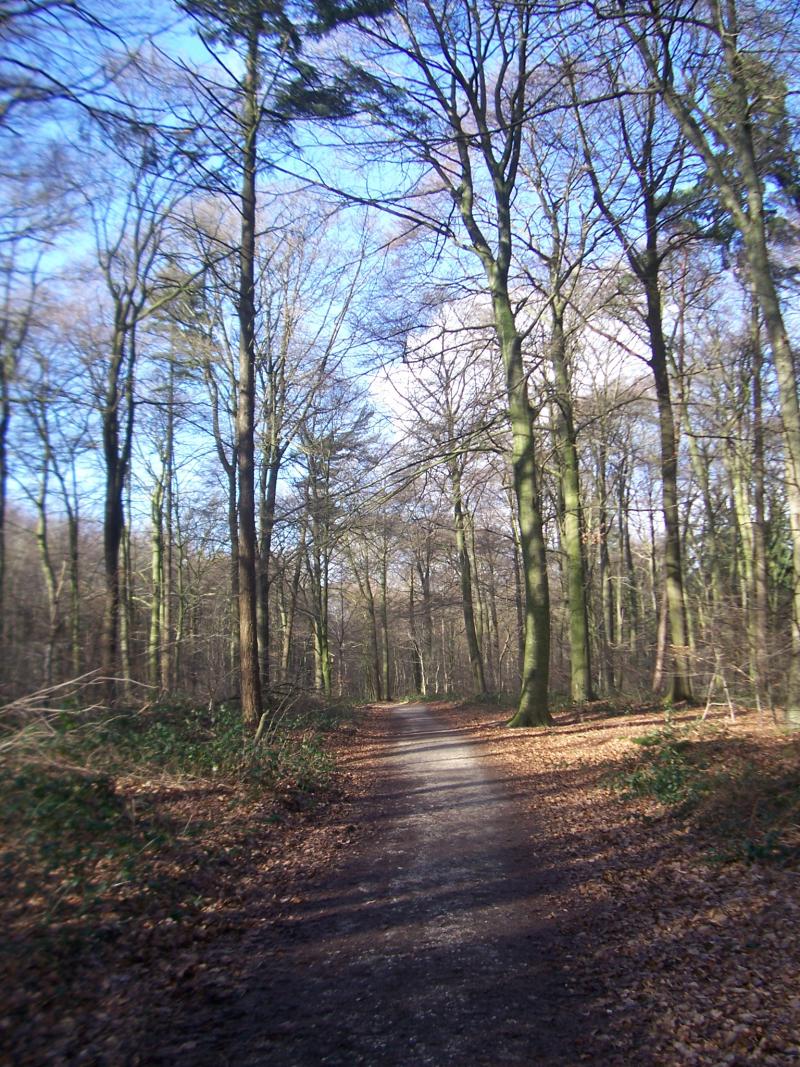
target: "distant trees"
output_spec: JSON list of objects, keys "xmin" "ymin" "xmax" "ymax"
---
[
  {"xmin": 82, "ymin": 128, "xmax": 184, "ymax": 698},
  {"xmin": 570, "ymin": 54, "xmax": 697, "ymax": 702},
  {"xmin": 393, "ymin": 310, "xmax": 501, "ymax": 697},
  {"xmin": 338, "ymin": 0, "xmax": 560, "ymax": 723},
  {"xmin": 607, "ymin": 0, "xmax": 800, "ymax": 722}
]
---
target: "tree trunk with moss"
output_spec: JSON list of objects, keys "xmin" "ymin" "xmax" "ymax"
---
[{"xmin": 489, "ymin": 283, "xmax": 551, "ymax": 726}]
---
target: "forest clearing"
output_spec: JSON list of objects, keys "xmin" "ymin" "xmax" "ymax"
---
[{"xmin": 2, "ymin": 696, "xmax": 798, "ymax": 1065}]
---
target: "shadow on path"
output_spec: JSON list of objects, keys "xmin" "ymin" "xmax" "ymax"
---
[{"xmin": 154, "ymin": 704, "xmax": 610, "ymax": 1066}]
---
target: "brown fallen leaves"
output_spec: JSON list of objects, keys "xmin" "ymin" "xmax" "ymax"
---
[
  {"xmin": 431, "ymin": 700, "xmax": 800, "ymax": 1066},
  {"xmin": 2, "ymin": 700, "xmax": 798, "ymax": 1066},
  {"xmin": 0, "ymin": 739, "xmax": 360, "ymax": 1066}
]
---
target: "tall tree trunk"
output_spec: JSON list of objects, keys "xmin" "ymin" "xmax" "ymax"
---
[
  {"xmin": 160, "ymin": 365, "xmax": 174, "ymax": 692},
  {"xmin": 449, "ymin": 459, "xmax": 487, "ymax": 696},
  {"xmin": 308, "ymin": 504, "xmax": 332, "ymax": 698},
  {"xmin": 409, "ymin": 565, "xmax": 424, "ymax": 694},
  {"xmin": 644, "ymin": 268, "xmax": 693, "ymax": 703},
  {"xmin": 414, "ymin": 541, "xmax": 433, "ymax": 693},
  {"xmin": 743, "ymin": 231, "xmax": 800, "ymax": 721},
  {"xmin": 365, "ymin": 571, "xmax": 382, "ymax": 701},
  {"xmin": 380, "ymin": 534, "xmax": 391, "ymax": 701},
  {"xmin": 236, "ymin": 15, "xmax": 263, "ymax": 728},
  {"xmin": 35, "ymin": 465, "xmax": 60, "ymax": 689},
  {"xmin": 597, "ymin": 439, "xmax": 615, "ymax": 693},
  {"xmin": 550, "ymin": 302, "xmax": 593, "ymax": 701},
  {"xmin": 506, "ymin": 482, "xmax": 526, "ymax": 684},
  {"xmin": 101, "ymin": 311, "xmax": 136, "ymax": 703},
  {"xmin": 174, "ymin": 505, "xmax": 187, "ymax": 689},
  {"xmin": 101, "ymin": 410, "xmax": 123, "ymax": 695},
  {"xmin": 750, "ymin": 301, "xmax": 769, "ymax": 706},
  {"xmin": 148, "ymin": 476, "xmax": 164, "ymax": 688},
  {"xmin": 652, "ymin": 582, "xmax": 668, "ymax": 695},
  {"xmin": 491, "ymin": 284, "xmax": 551, "ymax": 726},
  {"xmin": 67, "ymin": 502, "xmax": 80, "ymax": 676},
  {"xmin": 227, "ymin": 461, "xmax": 239, "ymax": 676},
  {"xmin": 120, "ymin": 477, "xmax": 134, "ymax": 697},
  {"xmin": 257, "ymin": 447, "xmax": 282, "ymax": 690}
]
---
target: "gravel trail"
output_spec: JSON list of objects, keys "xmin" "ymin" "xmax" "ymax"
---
[{"xmin": 158, "ymin": 703, "xmax": 601, "ymax": 1065}]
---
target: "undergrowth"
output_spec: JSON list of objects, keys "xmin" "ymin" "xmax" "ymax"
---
[
  {"xmin": 0, "ymin": 694, "xmax": 352, "ymax": 927},
  {"xmin": 613, "ymin": 720, "xmax": 800, "ymax": 867}
]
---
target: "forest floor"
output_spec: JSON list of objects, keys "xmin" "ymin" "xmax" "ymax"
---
[{"xmin": 2, "ymin": 698, "xmax": 800, "ymax": 1065}]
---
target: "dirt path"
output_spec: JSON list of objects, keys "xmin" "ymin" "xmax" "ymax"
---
[{"xmin": 152, "ymin": 703, "xmax": 605, "ymax": 1065}]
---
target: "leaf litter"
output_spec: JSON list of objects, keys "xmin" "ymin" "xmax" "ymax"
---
[{"xmin": 2, "ymin": 700, "xmax": 798, "ymax": 1065}]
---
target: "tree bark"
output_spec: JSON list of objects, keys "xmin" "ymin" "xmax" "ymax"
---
[
  {"xmin": 449, "ymin": 458, "xmax": 487, "ymax": 696},
  {"xmin": 236, "ymin": 14, "xmax": 263, "ymax": 728},
  {"xmin": 550, "ymin": 302, "xmax": 593, "ymax": 702},
  {"xmin": 645, "ymin": 272, "xmax": 694, "ymax": 702},
  {"xmin": 148, "ymin": 475, "xmax": 164, "ymax": 689},
  {"xmin": 493, "ymin": 285, "xmax": 551, "ymax": 726}
]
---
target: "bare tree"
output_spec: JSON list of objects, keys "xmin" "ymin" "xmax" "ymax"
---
[{"xmin": 604, "ymin": 0, "xmax": 800, "ymax": 718}]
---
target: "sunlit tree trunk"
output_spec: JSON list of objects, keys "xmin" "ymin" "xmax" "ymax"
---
[
  {"xmin": 491, "ymin": 286, "xmax": 551, "ymax": 726},
  {"xmin": 644, "ymin": 266, "xmax": 693, "ymax": 702},
  {"xmin": 380, "ymin": 528, "xmax": 391, "ymax": 701},
  {"xmin": 550, "ymin": 301, "xmax": 593, "ymax": 702},
  {"xmin": 160, "ymin": 364, "xmax": 174, "ymax": 691},
  {"xmin": 505, "ymin": 481, "xmax": 526, "ymax": 685},
  {"xmin": 449, "ymin": 457, "xmax": 487, "ymax": 696},
  {"xmin": 148, "ymin": 475, "xmax": 164, "ymax": 688}
]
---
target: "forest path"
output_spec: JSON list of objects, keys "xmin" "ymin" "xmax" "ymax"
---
[{"xmin": 157, "ymin": 702, "xmax": 603, "ymax": 1065}]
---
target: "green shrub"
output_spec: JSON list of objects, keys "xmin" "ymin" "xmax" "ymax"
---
[
  {"xmin": 613, "ymin": 723, "xmax": 800, "ymax": 867},
  {"xmin": 613, "ymin": 725, "xmax": 706, "ymax": 808},
  {"xmin": 38, "ymin": 698, "xmax": 348, "ymax": 791},
  {"xmin": 0, "ymin": 694, "xmax": 352, "ymax": 921}
]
